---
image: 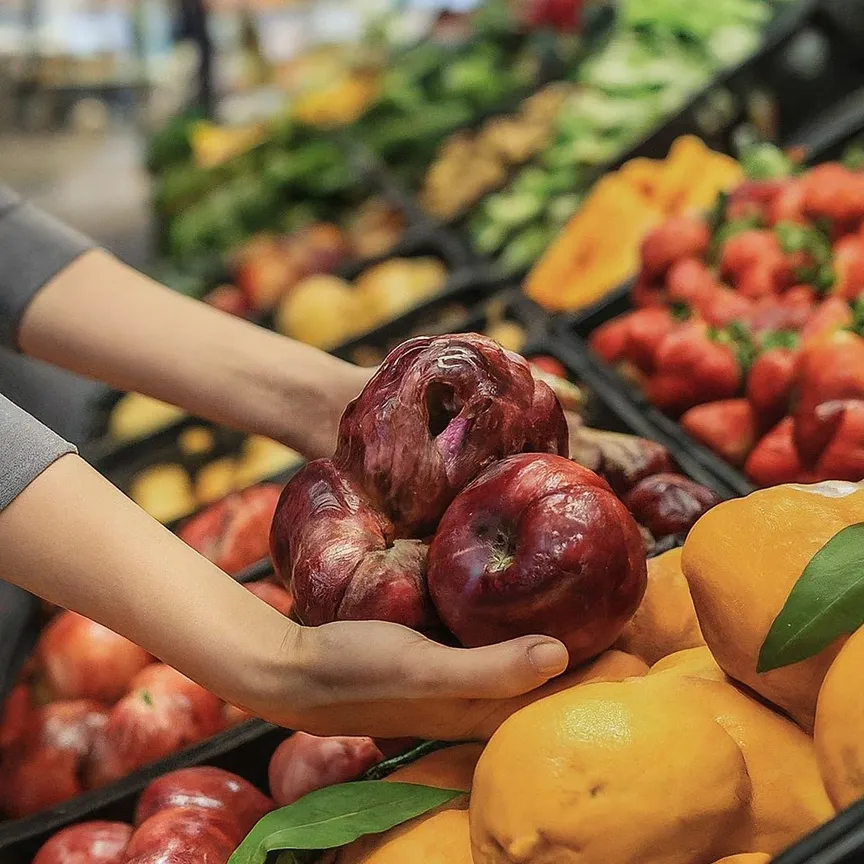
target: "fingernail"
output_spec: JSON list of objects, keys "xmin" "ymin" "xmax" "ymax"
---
[{"xmin": 527, "ymin": 641, "xmax": 569, "ymax": 677}]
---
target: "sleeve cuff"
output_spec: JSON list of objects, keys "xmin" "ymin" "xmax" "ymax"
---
[
  {"xmin": 0, "ymin": 190, "xmax": 94, "ymax": 351},
  {"xmin": 0, "ymin": 394, "xmax": 78, "ymax": 511}
]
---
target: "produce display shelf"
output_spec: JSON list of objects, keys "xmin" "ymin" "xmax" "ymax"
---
[
  {"xmin": 433, "ymin": 0, "xmax": 864, "ymax": 278},
  {"xmin": 552, "ymin": 87, "xmax": 864, "ymax": 498}
]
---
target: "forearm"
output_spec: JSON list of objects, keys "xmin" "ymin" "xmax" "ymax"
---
[
  {"xmin": 18, "ymin": 250, "xmax": 368, "ymax": 459},
  {"xmin": 0, "ymin": 453, "xmax": 297, "ymax": 713}
]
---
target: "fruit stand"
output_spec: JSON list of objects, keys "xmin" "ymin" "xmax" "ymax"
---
[{"xmin": 5, "ymin": 0, "xmax": 864, "ymax": 862}]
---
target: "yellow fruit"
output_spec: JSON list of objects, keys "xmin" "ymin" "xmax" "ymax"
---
[
  {"xmin": 195, "ymin": 458, "xmax": 238, "ymax": 506},
  {"xmin": 485, "ymin": 320, "xmax": 526, "ymax": 353},
  {"xmin": 711, "ymin": 856, "xmax": 771, "ymax": 864},
  {"xmin": 130, "ymin": 464, "xmax": 196, "ymax": 524},
  {"xmin": 470, "ymin": 677, "xmax": 751, "ymax": 864},
  {"xmin": 109, "ymin": 394, "xmax": 185, "ymax": 441},
  {"xmin": 648, "ymin": 646, "xmax": 727, "ymax": 682},
  {"xmin": 276, "ymin": 275, "xmax": 366, "ymax": 348},
  {"xmin": 235, "ymin": 436, "xmax": 302, "ymax": 487},
  {"xmin": 354, "ymin": 258, "xmax": 447, "ymax": 323},
  {"xmin": 615, "ymin": 548, "xmax": 705, "ymax": 664},
  {"xmin": 337, "ymin": 746, "xmax": 480, "ymax": 864},
  {"xmin": 647, "ymin": 674, "xmax": 834, "ymax": 854},
  {"xmin": 383, "ymin": 743, "xmax": 483, "ymax": 791},
  {"xmin": 468, "ymin": 649, "xmax": 648, "ymax": 741},
  {"xmin": 338, "ymin": 806, "xmax": 472, "ymax": 864},
  {"xmin": 178, "ymin": 426, "xmax": 215, "ymax": 457},
  {"xmin": 815, "ymin": 625, "xmax": 864, "ymax": 809},
  {"xmin": 681, "ymin": 481, "xmax": 864, "ymax": 729}
]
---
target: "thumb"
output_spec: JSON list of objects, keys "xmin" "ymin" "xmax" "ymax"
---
[{"xmin": 408, "ymin": 634, "xmax": 570, "ymax": 701}]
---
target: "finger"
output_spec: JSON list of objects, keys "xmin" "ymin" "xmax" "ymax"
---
[{"xmin": 405, "ymin": 635, "xmax": 570, "ymax": 701}]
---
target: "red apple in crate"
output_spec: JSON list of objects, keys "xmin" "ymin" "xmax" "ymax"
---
[
  {"xmin": 268, "ymin": 732, "xmax": 384, "ymax": 807},
  {"xmin": 33, "ymin": 821, "xmax": 132, "ymax": 864},
  {"xmin": 234, "ymin": 235, "xmax": 302, "ymax": 312},
  {"xmin": 35, "ymin": 611, "xmax": 151, "ymax": 702},
  {"xmin": 291, "ymin": 222, "xmax": 351, "ymax": 276},
  {"xmin": 124, "ymin": 806, "xmax": 242, "ymax": 861},
  {"xmin": 223, "ymin": 703, "xmax": 254, "ymax": 727},
  {"xmin": 245, "ymin": 580, "xmax": 294, "ymax": 617},
  {"xmin": 427, "ymin": 454, "xmax": 647, "ymax": 668},
  {"xmin": 0, "ymin": 746, "xmax": 83, "ymax": 817},
  {"xmin": 0, "ymin": 683, "xmax": 33, "ymax": 750},
  {"xmin": 129, "ymin": 665, "xmax": 224, "ymax": 739},
  {"xmin": 179, "ymin": 485, "xmax": 282, "ymax": 575},
  {"xmin": 135, "ymin": 766, "xmax": 273, "ymax": 832}
]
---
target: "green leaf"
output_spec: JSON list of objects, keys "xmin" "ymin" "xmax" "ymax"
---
[
  {"xmin": 759, "ymin": 329, "xmax": 799, "ymax": 352},
  {"xmin": 758, "ymin": 523, "xmax": 864, "ymax": 673},
  {"xmin": 229, "ymin": 782, "xmax": 462, "ymax": 864}
]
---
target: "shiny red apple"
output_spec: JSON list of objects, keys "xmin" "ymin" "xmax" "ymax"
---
[
  {"xmin": 35, "ymin": 611, "xmax": 151, "ymax": 702},
  {"xmin": 123, "ymin": 806, "xmax": 241, "ymax": 862},
  {"xmin": 268, "ymin": 732, "xmax": 384, "ymax": 807},
  {"xmin": 135, "ymin": 767, "xmax": 273, "ymax": 833},
  {"xmin": 427, "ymin": 454, "xmax": 647, "ymax": 668},
  {"xmin": 623, "ymin": 473, "xmax": 720, "ymax": 537},
  {"xmin": 33, "ymin": 821, "xmax": 132, "ymax": 864}
]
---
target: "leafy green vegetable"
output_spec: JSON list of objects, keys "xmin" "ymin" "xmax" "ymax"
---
[
  {"xmin": 228, "ymin": 782, "xmax": 462, "ymax": 864},
  {"xmin": 758, "ymin": 523, "xmax": 864, "ymax": 673}
]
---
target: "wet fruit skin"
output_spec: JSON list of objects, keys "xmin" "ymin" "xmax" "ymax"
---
[
  {"xmin": 427, "ymin": 454, "xmax": 647, "ymax": 668},
  {"xmin": 123, "ymin": 807, "xmax": 240, "ymax": 863},
  {"xmin": 134, "ymin": 766, "xmax": 273, "ymax": 833},
  {"xmin": 32, "ymin": 821, "xmax": 132, "ymax": 864},
  {"xmin": 624, "ymin": 473, "xmax": 720, "ymax": 537}
]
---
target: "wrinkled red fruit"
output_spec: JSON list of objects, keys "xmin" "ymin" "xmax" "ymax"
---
[
  {"xmin": 271, "ymin": 334, "xmax": 568, "ymax": 630},
  {"xmin": 623, "ymin": 473, "xmax": 720, "ymax": 537},
  {"xmin": 245, "ymin": 581, "xmax": 294, "ymax": 617},
  {"xmin": 427, "ymin": 454, "xmax": 646, "ymax": 669},
  {"xmin": 33, "ymin": 821, "xmax": 132, "ymax": 864},
  {"xmin": 268, "ymin": 732, "xmax": 384, "ymax": 807},
  {"xmin": 179, "ymin": 485, "xmax": 282, "ymax": 575},
  {"xmin": 136, "ymin": 767, "xmax": 273, "ymax": 833},
  {"xmin": 35, "ymin": 611, "xmax": 151, "ymax": 703},
  {"xmin": 124, "ymin": 807, "xmax": 241, "ymax": 862}
]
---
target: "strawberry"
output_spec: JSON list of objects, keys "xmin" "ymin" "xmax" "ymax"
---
[
  {"xmin": 746, "ymin": 345, "xmax": 799, "ymax": 428},
  {"xmin": 736, "ymin": 257, "xmax": 785, "ymax": 299},
  {"xmin": 701, "ymin": 289, "xmax": 754, "ymax": 328},
  {"xmin": 631, "ymin": 274, "xmax": 667, "ymax": 308},
  {"xmin": 640, "ymin": 217, "xmax": 711, "ymax": 281},
  {"xmin": 680, "ymin": 399, "xmax": 758, "ymax": 466},
  {"xmin": 589, "ymin": 316, "xmax": 631, "ymax": 365},
  {"xmin": 832, "ymin": 234, "xmax": 864, "ymax": 300},
  {"xmin": 803, "ymin": 163, "xmax": 864, "ymax": 223},
  {"xmin": 813, "ymin": 400, "xmax": 864, "ymax": 481},
  {"xmin": 645, "ymin": 322, "xmax": 742, "ymax": 417},
  {"xmin": 744, "ymin": 417, "xmax": 803, "ymax": 486},
  {"xmin": 665, "ymin": 257, "xmax": 720, "ymax": 312},
  {"xmin": 624, "ymin": 308, "xmax": 680, "ymax": 374},
  {"xmin": 793, "ymin": 330, "xmax": 864, "ymax": 464},
  {"xmin": 766, "ymin": 179, "xmax": 806, "ymax": 226},
  {"xmin": 800, "ymin": 296, "xmax": 853, "ymax": 344},
  {"xmin": 720, "ymin": 230, "xmax": 781, "ymax": 283}
]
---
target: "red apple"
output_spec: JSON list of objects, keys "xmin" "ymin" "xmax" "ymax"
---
[
  {"xmin": 268, "ymin": 732, "xmax": 384, "ymax": 807},
  {"xmin": 39, "ymin": 699, "xmax": 108, "ymax": 755},
  {"xmin": 179, "ymin": 485, "xmax": 282, "ymax": 575},
  {"xmin": 245, "ymin": 581, "xmax": 294, "ymax": 617},
  {"xmin": 85, "ymin": 689, "xmax": 187, "ymax": 789},
  {"xmin": 0, "ymin": 745, "xmax": 83, "ymax": 817},
  {"xmin": 0, "ymin": 683, "xmax": 34, "ymax": 750},
  {"xmin": 529, "ymin": 356, "xmax": 567, "ymax": 379},
  {"xmin": 135, "ymin": 767, "xmax": 273, "ymax": 833},
  {"xmin": 129, "ymin": 665, "xmax": 224, "ymax": 740},
  {"xmin": 124, "ymin": 806, "xmax": 241, "ymax": 861},
  {"xmin": 223, "ymin": 703, "xmax": 254, "ymax": 727},
  {"xmin": 35, "ymin": 611, "xmax": 152, "ymax": 702},
  {"xmin": 203, "ymin": 285, "xmax": 250, "ymax": 318},
  {"xmin": 427, "ymin": 454, "xmax": 647, "ymax": 668},
  {"xmin": 33, "ymin": 821, "xmax": 132, "ymax": 864},
  {"xmin": 623, "ymin": 473, "xmax": 720, "ymax": 537}
]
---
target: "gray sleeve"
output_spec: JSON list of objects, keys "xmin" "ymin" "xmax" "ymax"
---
[
  {"xmin": 0, "ymin": 393, "xmax": 77, "ymax": 511},
  {"xmin": 0, "ymin": 184, "xmax": 94, "ymax": 351}
]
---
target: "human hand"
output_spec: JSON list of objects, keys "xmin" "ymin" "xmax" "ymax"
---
[{"xmin": 243, "ymin": 618, "xmax": 570, "ymax": 740}]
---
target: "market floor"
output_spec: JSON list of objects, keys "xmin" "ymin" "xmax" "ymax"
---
[{"xmin": 0, "ymin": 128, "xmax": 154, "ymax": 443}]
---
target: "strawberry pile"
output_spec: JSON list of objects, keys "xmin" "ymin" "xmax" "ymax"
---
[{"xmin": 590, "ymin": 147, "xmax": 864, "ymax": 486}]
